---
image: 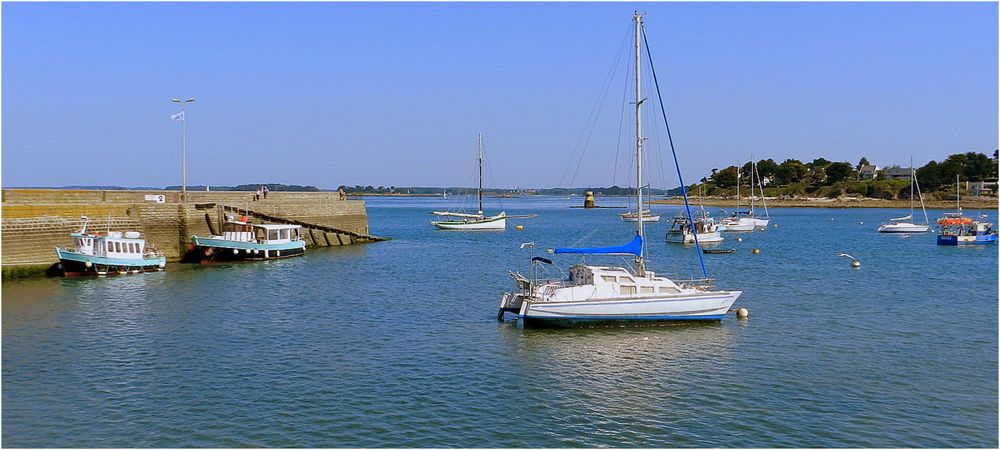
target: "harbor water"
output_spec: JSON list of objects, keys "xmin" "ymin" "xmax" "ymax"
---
[{"xmin": 3, "ymin": 197, "xmax": 997, "ymax": 447}]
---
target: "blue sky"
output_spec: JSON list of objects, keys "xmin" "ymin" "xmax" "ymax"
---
[{"xmin": 3, "ymin": 2, "xmax": 997, "ymax": 189}]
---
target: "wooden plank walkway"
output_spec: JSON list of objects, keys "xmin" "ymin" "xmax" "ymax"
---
[{"xmin": 215, "ymin": 204, "xmax": 389, "ymax": 243}]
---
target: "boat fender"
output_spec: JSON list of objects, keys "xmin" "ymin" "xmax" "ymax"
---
[
  {"xmin": 158, "ymin": 261, "xmax": 166, "ymax": 268},
  {"xmin": 85, "ymin": 261, "xmax": 93, "ymax": 268},
  {"xmin": 276, "ymin": 250, "xmax": 281, "ymax": 257},
  {"xmin": 234, "ymin": 249, "xmax": 239, "ymax": 255}
]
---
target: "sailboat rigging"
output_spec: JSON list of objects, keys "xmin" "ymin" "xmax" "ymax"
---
[
  {"xmin": 877, "ymin": 156, "xmax": 930, "ymax": 233},
  {"xmin": 498, "ymin": 12, "xmax": 742, "ymax": 324},
  {"xmin": 430, "ymin": 133, "xmax": 507, "ymax": 230}
]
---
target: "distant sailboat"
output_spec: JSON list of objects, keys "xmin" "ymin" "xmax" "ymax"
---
[
  {"xmin": 430, "ymin": 133, "xmax": 507, "ymax": 230},
  {"xmin": 878, "ymin": 157, "xmax": 930, "ymax": 233}
]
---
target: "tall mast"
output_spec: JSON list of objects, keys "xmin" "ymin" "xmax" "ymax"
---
[
  {"xmin": 478, "ymin": 132, "xmax": 484, "ymax": 215},
  {"xmin": 749, "ymin": 155, "xmax": 755, "ymax": 214},
  {"xmin": 909, "ymin": 156, "xmax": 914, "ymax": 218},
  {"xmin": 634, "ymin": 11, "xmax": 645, "ymax": 277},
  {"xmin": 956, "ymin": 174, "xmax": 960, "ymax": 213},
  {"xmin": 735, "ymin": 159, "xmax": 740, "ymax": 214}
]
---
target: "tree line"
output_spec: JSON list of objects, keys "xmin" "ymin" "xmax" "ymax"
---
[{"xmin": 693, "ymin": 150, "xmax": 997, "ymax": 199}]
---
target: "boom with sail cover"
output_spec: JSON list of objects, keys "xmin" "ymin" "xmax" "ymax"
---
[{"xmin": 551, "ymin": 235, "xmax": 642, "ymax": 256}]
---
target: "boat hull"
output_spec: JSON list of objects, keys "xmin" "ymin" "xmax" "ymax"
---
[
  {"xmin": 55, "ymin": 247, "xmax": 166, "ymax": 276},
  {"xmin": 621, "ymin": 215, "xmax": 661, "ymax": 223},
  {"xmin": 665, "ymin": 230, "xmax": 724, "ymax": 244},
  {"xmin": 518, "ymin": 290, "xmax": 741, "ymax": 325},
  {"xmin": 430, "ymin": 216, "xmax": 506, "ymax": 230},
  {"xmin": 878, "ymin": 223, "xmax": 930, "ymax": 233},
  {"xmin": 752, "ymin": 218, "xmax": 769, "ymax": 228},
  {"xmin": 721, "ymin": 218, "xmax": 755, "ymax": 232},
  {"xmin": 936, "ymin": 233, "xmax": 998, "ymax": 245},
  {"xmin": 191, "ymin": 236, "xmax": 306, "ymax": 263}
]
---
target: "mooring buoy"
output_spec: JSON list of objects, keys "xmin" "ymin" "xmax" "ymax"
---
[
  {"xmin": 515, "ymin": 225, "xmax": 524, "ymax": 230},
  {"xmin": 736, "ymin": 237, "xmax": 743, "ymax": 242},
  {"xmin": 836, "ymin": 253, "xmax": 861, "ymax": 268},
  {"xmin": 751, "ymin": 248, "xmax": 760, "ymax": 254},
  {"xmin": 736, "ymin": 307, "xmax": 749, "ymax": 319}
]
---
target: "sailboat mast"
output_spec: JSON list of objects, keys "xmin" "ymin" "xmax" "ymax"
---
[
  {"xmin": 478, "ymin": 132, "xmax": 484, "ymax": 215},
  {"xmin": 634, "ymin": 11, "xmax": 645, "ymax": 277},
  {"xmin": 909, "ymin": 156, "xmax": 914, "ymax": 218},
  {"xmin": 749, "ymin": 155, "xmax": 755, "ymax": 214}
]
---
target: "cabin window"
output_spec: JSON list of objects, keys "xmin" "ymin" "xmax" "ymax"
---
[
  {"xmin": 281, "ymin": 229, "xmax": 289, "ymax": 239},
  {"xmin": 641, "ymin": 286, "xmax": 654, "ymax": 294},
  {"xmin": 659, "ymin": 287, "xmax": 680, "ymax": 294},
  {"xmin": 130, "ymin": 243, "xmax": 136, "ymax": 253},
  {"xmin": 621, "ymin": 285, "xmax": 637, "ymax": 295},
  {"xmin": 115, "ymin": 242, "xmax": 121, "ymax": 253},
  {"xmin": 620, "ymin": 276, "xmax": 636, "ymax": 284},
  {"xmin": 269, "ymin": 230, "xmax": 278, "ymax": 240},
  {"xmin": 601, "ymin": 275, "xmax": 617, "ymax": 283}
]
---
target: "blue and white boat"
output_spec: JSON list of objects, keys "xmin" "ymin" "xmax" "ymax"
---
[
  {"xmin": 54, "ymin": 217, "xmax": 166, "ymax": 276},
  {"xmin": 192, "ymin": 214, "xmax": 306, "ymax": 263},
  {"xmin": 936, "ymin": 213, "xmax": 997, "ymax": 245},
  {"xmin": 497, "ymin": 12, "xmax": 742, "ymax": 325}
]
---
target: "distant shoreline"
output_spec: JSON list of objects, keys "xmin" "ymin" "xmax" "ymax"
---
[{"xmin": 648, "ymin": 196, "xmax": 998, "ymax": 209}]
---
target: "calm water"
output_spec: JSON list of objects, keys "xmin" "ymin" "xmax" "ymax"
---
[{"xmin": 3, "ymin": 197, "xmax": 997, "ymax": 447}]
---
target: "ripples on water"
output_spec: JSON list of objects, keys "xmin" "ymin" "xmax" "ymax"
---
[{"xmin": 3, "ymin": 198, "xmax": 997, "ymax": 447}]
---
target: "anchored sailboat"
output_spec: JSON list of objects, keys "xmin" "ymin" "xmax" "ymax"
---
[
  {"xmin": 878, "ymin": 157, "xmax": 930, "ymax": 233},
  {"xmin": 430, "ymin": 133, "xmax": 507, "ymax": 230},
  {"xmin": 498, "ymin": 12, "xmax": 741, "ymax": 324}
]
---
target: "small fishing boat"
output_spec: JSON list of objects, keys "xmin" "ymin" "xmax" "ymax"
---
[
  {"xmin": 54, "ymin": 217, "xmax": 166, "ymax": 276},
  {"xmin": 937, "ymin": 214, "xmax": 997, "ymax": 245},
  {"xmin": 878, "ymin": 158, "xmax": 930, "ymax": 233},
  {"xmin": 431, "ymin": 133, "xmax": 507, "ymax": 230},
  {"xmin": 619, "ymin": 209, "xmax": 661, "ymax": 222},
  {"xmin": 666, "ymin": 209, "xmax": 724, "ymax": 244},
  {"xmin": 191, "ymin": 214, "xmax": 306, "ymax": 263}
]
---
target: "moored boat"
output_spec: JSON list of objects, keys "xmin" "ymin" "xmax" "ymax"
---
[
  {"xmin": 936, "ymin": 213, "xmax": 997, "ymax": 245},
  {"xmin": 497, "ymin": 12, "xmax": 741, "ymax": 325},
  {"xmin": 666, "ymin": 210, "xmax": 724, "ymax": 244},
  {"xmin": 54, "ymin": 217, "xmax": 166, "ymax": 276},
  {"xmin": 430, "ymin": 133, "xmax": 508, "ymax": 231},
  {"xmin": 192, "ymin": 215, "xmax": 306, "ymax": 263},
  {"xmin": 620, "ymin": 209, "xmax": 661, "ymax": 222},
  {"xmin": 878, "ymin": 157, "xmax": 930, "ymax": 233}
]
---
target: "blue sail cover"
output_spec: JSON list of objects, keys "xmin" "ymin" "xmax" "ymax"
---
[{"xmin": 552, "ymin": 235, "xmax": 642, "ymax": 256}]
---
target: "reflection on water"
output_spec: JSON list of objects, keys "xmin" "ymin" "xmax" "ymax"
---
[{"xmin": 3, "ymin": 201, "xmax": 997, "ymax": 447}]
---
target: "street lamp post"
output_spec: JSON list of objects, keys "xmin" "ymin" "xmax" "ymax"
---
[{"xmin": 171, "ymin": 98, "xmax": 195, "ymax": 201}]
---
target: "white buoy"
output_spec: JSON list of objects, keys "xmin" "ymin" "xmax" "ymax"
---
[
  {"xmin": 234, "ymin": 249, "xmax": 240, "ymax": 254},
  {"xmin": 737, "ymin": 237, "xmax": 743, "ymax": 242},
  {"xmin": 773, "ymin": 224, "xmax": 778, "ymax": 228},
  {"xmin": 859, "ymin": 221, "xmax": 864, "ymax": 225},
  {"xmin": 752, "ymin": 248, "xmax": 761, "ymax": 254},
  {"xmin": 736, "ymin": 307, "xmax": 749, "ymax": 319},
  {"xmin": 85, "ymin": 261, "xmax": 92, "ymax": 268}
]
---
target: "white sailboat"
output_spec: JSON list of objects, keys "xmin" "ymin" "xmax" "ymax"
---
[
  {"xmin": 666, "ymin": 208, "xmax": 724, "ymax": 244},
  {"xmin": 430, "ymin": 133, "xmax": 507, "ymax": 230},
  {"xmin": 878, "ymin": 157, "xmax": 930, "ymax": 233},
  {"xmin": 498, "ymin": 12, "xmax": 741, "ymax": 324},
  {"xmin": 750, "ymin": 156, "xmax": 770, "ymax": 228},
  {"xmin": 720, "ymin": 161, "xmax": 755, "ymax": 232}
]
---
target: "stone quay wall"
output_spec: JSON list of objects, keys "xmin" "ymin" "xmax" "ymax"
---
[{"xmin": 2, "ymin": 189, "xmax": 371, "ymax": 270}]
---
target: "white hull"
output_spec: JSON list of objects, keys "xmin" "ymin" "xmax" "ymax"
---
[
  {"xmin": 621, "ymin": 215, "xmax": 661, "ymax": 223},
  {"xmin": 519, "ymin": 291, "xmax": 741, "ymax": 321},
  {"xmin": 752, "ymin": 218, "xmax": 769, "ymax": 228},
  {"xmin": 721, "ymin": 218, "xmax": 755, "ymax": 232},
  {"xmin": 666, "ymin": 230, "xmax": 724, "ymax": 244},
  {"xmin": 431, "ymin": 215, "xmax": 506, "ymax": 230},
  {"xmin": 878, "ymin": 222, "xmax": 930, "ymax": 233}
]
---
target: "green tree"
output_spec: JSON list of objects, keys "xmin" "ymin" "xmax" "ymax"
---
[
  {"xmin": 809, "ymin": 158, "xmax": 831, "ymax": 169},
  {"xmin": 775, "ymin": 159, "xmax": 807, "ymax": 185},
  {"xmin": 826, "ymin": 162, "xmax": 855, "ymax": 183},
  {"xmin": 713, "ymin": 166, "xmax": 739, "ymax": 188}
]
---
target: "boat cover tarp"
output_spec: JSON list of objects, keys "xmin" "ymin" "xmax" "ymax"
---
[{"xmin": 552, "ymin": 235, "xmax": 642, "ymax": 256}]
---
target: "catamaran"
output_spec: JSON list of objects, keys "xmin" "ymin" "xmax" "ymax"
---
[
  {"xmin": 498, "ymin": 12, "xmax": 742, "ymax": 324},
  {"xmin": 430, "ymin": 133, "xmax": 507, "ymax": 230},
  {"xmin": 878, "ymin": 157, "xmax": 930, "ymax": 233}
]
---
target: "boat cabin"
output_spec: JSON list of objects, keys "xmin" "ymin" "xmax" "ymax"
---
[
  {"xmin": 536, "ymin": 264, "xmax": 686, "ymax": 301},
  {"xmin": 71, "ymin": 231, "xmax": 147, "ymax": 260},
  {"xmin": 220, "ymin": 218, "xmax": 302, "ymax": 243}
]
